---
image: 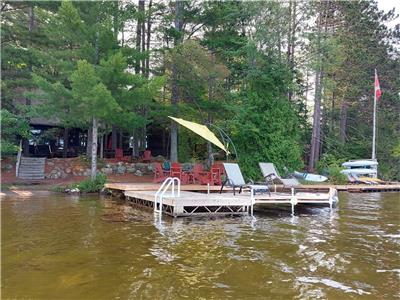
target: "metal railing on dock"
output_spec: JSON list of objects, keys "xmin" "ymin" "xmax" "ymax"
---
[{"xmin": 154, "ymin": 177, "xmax": 181, "ymax": 213}]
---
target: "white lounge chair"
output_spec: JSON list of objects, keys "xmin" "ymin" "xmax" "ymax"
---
[
  {"xmin": 259, "ymin": 162, "xmax": 300, "ymax": 187},
  {"xmin": 221, "ymin": 163, "xmax": 270, "ymax": 195}
]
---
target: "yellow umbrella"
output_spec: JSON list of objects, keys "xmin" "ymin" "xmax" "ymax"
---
[{"xmin": 169, "ymin": 116, "xmax": 229, "ymax": 154}]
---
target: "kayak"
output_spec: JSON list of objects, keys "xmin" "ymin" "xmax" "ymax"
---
[
  {"xmin": 340, "ymin": 168, "xmax": 377, "ymax": 175},
  {"xmin": 294, "ymin": 171, "xmax": 328, "ymax": 182},
  {"xmin": 342, "ymin": 160, "xmax": 378, "ymax": 168}
]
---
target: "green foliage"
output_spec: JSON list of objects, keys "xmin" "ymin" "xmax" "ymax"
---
[
  {"xmin": 327, "ymin": 166, "xmax": 348, "ymax": 184},
  {"xmin": 76, "ymin": 173, "xmax": 107, "ymax": 193},
  {"xmin": 0, "ymin": 109, "xmax": 30, "ymax": 156},
  {"xmin": 316, "ymin": 154, "xmax": 347, "ymax": 184},
  {"xmin": 316, "ymin": 154, "xmax": 346, "ymax": 174},
  {"xmin": 231, "ymin": 44, "xmax": 303, "ymax": 180},
  {"xmin": 2, "ymin": 0, "xmax": 399, "ymax": 181},
  {"xmin": 70, "ymin": 60, "xmax": 119, "ymax": 122}
]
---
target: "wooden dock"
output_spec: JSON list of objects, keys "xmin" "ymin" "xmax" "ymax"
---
[
  {"xmin": 294, "ymin": 184, "xmax": 400, "ymax": 193},
  {"xmin": 105, "ymin": 182, "xmax": 340, "ymax": 217},
  {"xmin": 106, "ymin": 182, "xmax": 400, "ymax": 194}
]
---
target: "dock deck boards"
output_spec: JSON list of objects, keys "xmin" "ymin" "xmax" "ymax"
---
[
  {"xmin": 106, "ymin": 182, "xmax": 343, "ymax": 217},
  {"xmin": 105, "ymin": 182, "xmax": 400, "ymax": 194},
  {"xmin": 124, "ymin": 190, "xmax": 252, "ymax": 206}
]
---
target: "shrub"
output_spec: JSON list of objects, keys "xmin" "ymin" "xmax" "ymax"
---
[
  {"xmin": 316, "ymin": 153, "xmax": 346, "ymax": 175},
  {"xmin": 327, "ymin": 165, "xmax": 348, "ymax": 184},
  {"xmin": 78, "ymin": 155, "xmax": 105, "ymax": 169},
  {"xmin": 76, "ymin": 173, "xmax": 107, "ymax": 193}
]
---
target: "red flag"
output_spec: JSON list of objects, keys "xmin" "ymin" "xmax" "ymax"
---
[{"xmin": 375, "ymin": 69, "xmax": 382, "ymax": 99}]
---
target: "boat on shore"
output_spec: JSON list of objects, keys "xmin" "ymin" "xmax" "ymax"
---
[
  {"xmin": 340, "ymin": 159, "xmax": 378, "ymax": 177},
  {"xmin": 293, "ymin": 171, "xmax": 328, "ymax": 182}
]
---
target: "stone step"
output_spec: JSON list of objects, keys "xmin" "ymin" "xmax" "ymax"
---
[
  {"xmin": 19, "ymin": 165, "xmax": 45, "ymax": 168},
  {"xmin": 18, "ymin": 176, "xmax": 45, "ymax": 180},
  {"xmin": 19, "ymin": 171, "xmax": 45, "ymax": 175},
  {"xmin": 20, "ymin": 160, "xmax": 45, "ymax": 163},
  {"xmin": 18, "ymin": 156, "xmax": 46, "ymax": 180},
  {"xmin": 18, "ymin": 172, "xmax": 45, "ymax": 176}
]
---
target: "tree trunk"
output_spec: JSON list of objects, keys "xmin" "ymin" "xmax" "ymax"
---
[
  {"xmin": 118, "ymin": 130, "xmax": 123, "ymax": 149},
  {"xmin": 86, "ymin": 126, "xmax": 92, "ymax": 157},
  {"xmin": 111, "ymin": 125, "xmax": 117, "ymax": 150},
  {"xmin": 170, "ymin": 0, "xmax": 183, "ymax": 163},
  {"xmin": 287, "ymin": 0, "xmax": 292, "ymax": 65},
  {"xmin": 135, "ymin": 0, "xmax": 144, "ymax": 74},
  {"xmin": 339, "ymin": 101, "xmax": 348, "ymax": 143},
  {"xmin": 287, "ymin": 0, "xmax": 297, "ymax": 102},
  {"xmin": 145, "ymin": 0, "xmax": 153, "ymax": 78},
  {"xmin": 308, "ymin": 5, "xmax": 325, "ymax": 171},
  {"xmin": 331, "ymin": 89, "xmax": 335, "ymax": 132},
  {"xmin": 100, "ymin": 134, "xmax": 104, "ymax": 159},
  {"xmin": 309, "ymin": 70, "xmax": 322, "ymax": 171},
  {"xmin": 63, "ymin": 128, "xmax": 69, "ymax": 158},
  {"xmin": 91, "ymin": 117, "xmax": 98, "ymax": 180},
  {"xmin": 141, "ymin": 0, "xmax": 146, "ymax": 73},
  {"xmin": 23, "ymin": 138, "xmax": 29, "ymax": 156}
]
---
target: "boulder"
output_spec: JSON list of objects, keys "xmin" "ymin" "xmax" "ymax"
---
[
  {"xmin": 49, "ymin": 172, "xmax": 60, "ymax": 179},
  {"xmin": 2, "ymin": 163, "xmax": 13, "ymax": 170},
  {"xmin": 135, "ymin": 163, "xmax": 147, "ymax": 172},
  {"xmin": 126, "ymin": 167, "xmax": 136, "ymax": 173},
  {"xmin": 147, "ymin": 164, "xmax": 154, "ymax": 172},
  {"xmin": 154, "ymin": 155, "xmax": 164, "ymax": 162},
  {"xmin": 135, "ymin": 170, "xmax": 143, "ymax": 176},
  {"xmin": 70, "ymin": 188, "xmax": 80, "ymax": 194},
  {"xmin": 101, "ymin": 167, "xmax": 113, "ymax": 175},
  {"xmin": 116, "ymin": 165, "xmax": 126, "ymax": 174},
  {"xmin": 65, "ymin": 168, "xmax": 72, "ymax": 174},
  {"xmin": 83, "ymin": 169, "xmax": 91, "ymax": 176}
]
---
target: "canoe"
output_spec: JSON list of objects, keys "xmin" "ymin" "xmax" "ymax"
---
[
  {"xmin": 340, "ymin": 168, "xmax": 377, "ymax": 175},
  {"xmin": 342, "ymin": 160, "xmax": 378, "ymax": 168},
  {"xmin": 293, "ymin": 171, "xmax": 328, "ymax": 182}
]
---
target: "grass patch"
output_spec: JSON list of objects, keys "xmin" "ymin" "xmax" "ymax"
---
[
  {"xmin": 51, "ymin": 173, "xmax": 107, "ymax": 193},
  {"xmin": 75, "ymin": 173, "xmax": 107, "ymax": 193}
]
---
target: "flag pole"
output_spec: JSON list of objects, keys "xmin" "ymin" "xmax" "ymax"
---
[{"xmin": 372, "ymin": 69, "xmax": 377, "ymax": 161}]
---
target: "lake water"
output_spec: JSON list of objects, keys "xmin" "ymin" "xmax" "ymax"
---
[{"xmin": 2, "ymin": 192, "xmax": 399, "ymax": 299}]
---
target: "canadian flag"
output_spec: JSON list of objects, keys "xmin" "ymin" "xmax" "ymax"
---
[{"xmin": 375, "ymin": 69, "xmax": 382, "ymax": 100}]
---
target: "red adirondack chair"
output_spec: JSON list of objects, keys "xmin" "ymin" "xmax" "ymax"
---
[
  {"xmin": 170, "ymin": 162, "xmax": 189, "ymax": 184},
  {"xmin": 210, "ymin": 165, "xmax": 222, "ymax": 185},
  {"xmin": 192, "ymin": 164, "xmax": 212, "ymax": 185},
  {"xmin": 153, "ymin": 162, "xmax": 170, "ymax": 183},
  {"xmin": 114, "ymin": 148, "xmax": 130, "ymax": 162},
  {"xmin": 115, "ymin": 148, "xmax": 123, "ymax": 160},
  {"xmin": 142, "ymin": 150, "xmax": 152, "ymax": 163}
]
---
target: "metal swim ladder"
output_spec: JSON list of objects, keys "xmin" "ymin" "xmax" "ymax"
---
[{"xmin": 154, "ymin": 177, "xmax": 181, "ymax": 213}]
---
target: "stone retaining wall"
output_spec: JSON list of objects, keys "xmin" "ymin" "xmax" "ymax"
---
[{"xmin": 44, "ymin": 158, "xmax": 155, "ymax": 179}]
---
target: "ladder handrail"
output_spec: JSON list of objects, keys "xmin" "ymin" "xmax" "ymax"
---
[
  {"xmin": 154, "ymin": 177, "xmax": 180, "ymax": 212},
  {"xmin": 15, "ymin": 139, "xmax": 22, "ymax": 177}
]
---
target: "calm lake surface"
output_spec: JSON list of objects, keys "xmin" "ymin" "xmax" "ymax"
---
[{"xmin": 2, "ymin": 192, "xmax": 399, "ymax": 299}]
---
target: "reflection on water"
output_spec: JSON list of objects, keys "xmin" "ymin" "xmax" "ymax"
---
[{"xmin": 2, "ymin": 192, "xmax": 399, "ymax": 299}]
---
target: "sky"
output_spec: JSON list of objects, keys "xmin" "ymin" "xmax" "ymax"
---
[{"xmin": 377, "ymin": 0, "xmax": 400, "ymax": 29}]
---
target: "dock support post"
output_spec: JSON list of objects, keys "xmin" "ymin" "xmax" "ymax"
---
[
  {"xmin": 290, "ymin": 188, "xmax": 297, "ymax": 216},
  {"xmin": 250, "ymin": 188, "xmax": 255, "ymax": 216},
  {"xmin": 207, "ymin": 183, "xmax": 210, "ymax": 195}
]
